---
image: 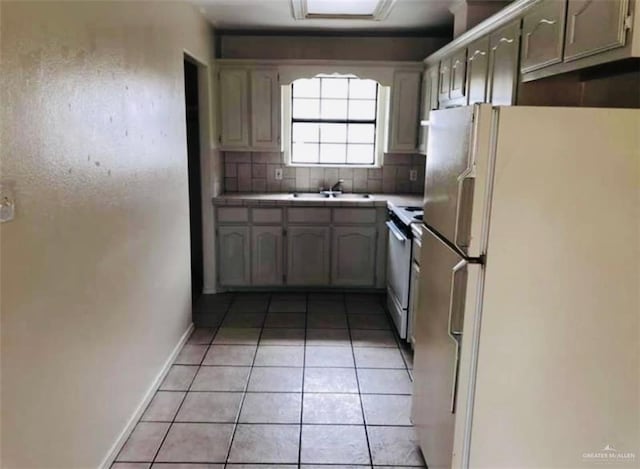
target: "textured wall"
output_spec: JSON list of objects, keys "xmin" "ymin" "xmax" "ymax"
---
[
  {"xmin": 0, "ymin": 2, "xmax": 214, "ymax": 467},
  {"xmin": 223, "ymin": 152, "xmax": 425, "ymax": 194}
]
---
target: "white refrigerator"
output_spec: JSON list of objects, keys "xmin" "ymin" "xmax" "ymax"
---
[{"xmin": 411, "ymin": 104, "xmax": 640, "ymax": 468}]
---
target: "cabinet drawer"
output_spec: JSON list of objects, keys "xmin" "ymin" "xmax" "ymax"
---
[
  {"xmin": 521, "ymin": 0, "xmax": 566, "ymax": 73},
  {"xmin": 333, "ymin": 208, "xmax": 377, "ymax": 224},
  {"xmin": 252, "ymin": 208, "xmax": 282, "ymax": 224},
  {"xmin": 217, "ymin": 207, "xmax": 249, "ymax": 223},
  {"xmin": 287, "ymin": 207, "xmax": 331, "ymax": 224}
]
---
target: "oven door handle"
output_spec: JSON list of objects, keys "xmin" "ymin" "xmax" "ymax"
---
[{"xmin": 386, "ymin": 221, "xmax": 407, "ymax": 243}]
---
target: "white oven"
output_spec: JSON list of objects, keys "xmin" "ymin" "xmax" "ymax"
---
[{"xmin": 386, "ymin": 215, "xmax": 413, "ymax": 339}]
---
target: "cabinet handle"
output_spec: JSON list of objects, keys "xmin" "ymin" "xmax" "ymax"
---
[
  {"xmin": 448, "ymin": 259, "xmax": 468, "ymax": 414},
  {"xmin": 492, "ymin": 36, "xmax": 515, "ymax": 51},
  {"xmin": 468, "ymin": 49, "xmax": 487, "ymax": 62}
]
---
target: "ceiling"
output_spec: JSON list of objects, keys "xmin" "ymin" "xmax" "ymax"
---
[{"xmin": 191, "ymin": 0, "xmax": 457, "ymax": 32}]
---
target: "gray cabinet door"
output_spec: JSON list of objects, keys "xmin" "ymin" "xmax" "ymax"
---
[
  {"xmin": 251, "ymin": 226, "xmax": 283, "ymax": 285},
  {"xmin": 286, "ymin": 226, "xmax": 330, "ymax": 285},
  {"xmin": 218, "ymin": 226, "xmax": 250, "ymax": 286},
  {"xmin": 331, "ymin": 226, "xmax": 376, "ymax": 286},
  {"xmin": 438, "ymin": 57, "xmax": 451, "ymax": 107},
  {"xmin": 488, "ymin": 21, "xmax": 521, "ymax": 106},
  {"xmin": 466, "ymin": 37, "xmax": 490, "ymax": 104},
  {"xmin": 250, "ymin": 68, "xmax": 280, "ymax": 149},
  {"xmin": 219, "ymin": 69, "xmax": 250, "ymax": 147},
  {"xmin": 388, "ymin": 70, "xmax": 421, "ymax": 152},
  {"xmin": 564, "ymin": 0, "xmax": 629, "ymax": 62},
  {"xmin": 449, "ymin": 48, "xmax": 468, "ymax": 100},
  {"xmin": 521, "ymin": 0, "xmax": 567, "ymax": 73}
]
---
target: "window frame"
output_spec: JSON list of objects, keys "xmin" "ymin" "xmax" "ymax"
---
[{"xmin": 282, "ymin": 75, "xmax": 389, "ymax": 168}]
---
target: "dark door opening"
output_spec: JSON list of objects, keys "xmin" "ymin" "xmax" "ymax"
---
[{"xmin": 184, "ymin": 58, "xmax": 203, "ymax": 303}]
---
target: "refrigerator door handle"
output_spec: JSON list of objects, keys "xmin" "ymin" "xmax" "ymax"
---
[
  {"xmin": 454, "ymin": 175, "xmax": 475, "ymax": 251},
  {"xmin": 448, "ymin": 259, "xmax": 468, "ymax": 413}
]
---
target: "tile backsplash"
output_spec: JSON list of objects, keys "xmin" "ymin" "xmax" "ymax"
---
[{"xmin": 223, "ymin": 152, "xmax": 425, "ymax": 194}]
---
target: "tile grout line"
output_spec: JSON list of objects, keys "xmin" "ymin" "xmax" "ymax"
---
[
  {"xmin": 345, "ymin": 294, "xmax": 375, "ymax": 468},
  {"xmin": 223, "ymin": 293, "xmax": 271, "ymax": 466},
  {"xmin": 147, "ymin": 293, "xmax": 236, "ymax": 465},
  {"xmin": 297, "ymin": 291, "xmax": 309, "ymax": 467}
]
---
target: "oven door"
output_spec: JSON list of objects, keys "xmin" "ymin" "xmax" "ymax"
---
[{"xmin": 386, "ymin": 220, "xmax": 412, "ymax": 337}]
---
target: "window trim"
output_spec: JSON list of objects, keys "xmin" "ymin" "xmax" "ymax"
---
[{"xmin": 282, "ymin": 79, "xmax": 389, "ymax": 168}]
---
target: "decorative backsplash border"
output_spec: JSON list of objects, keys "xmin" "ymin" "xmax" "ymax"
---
[{"xmin": 223, "ymin": 152, "xmax": 425, "ymax": 194}]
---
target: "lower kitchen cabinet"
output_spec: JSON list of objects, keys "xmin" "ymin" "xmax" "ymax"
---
[
  {"xmin": 331, "ymin": 226, "xmax": 377, "ymax": 286},
  {"xmin": 408, "ymin": 259, "xmax": 420, "ymax": 347},
  {"xmin": 251, "ymin": 226, "xmax": 283, "ymax": 286},
  {"xmin": 217, "ymin": 226, "xmax": 251, "ymax": 286},
  {"xmin": 286, "ymin": 226, "xmax": 331, "ymax": 285}
]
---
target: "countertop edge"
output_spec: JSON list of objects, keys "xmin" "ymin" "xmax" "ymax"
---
[{"xmin": 212, "ymin": 193, "xmax": 423, "ymax": 209}]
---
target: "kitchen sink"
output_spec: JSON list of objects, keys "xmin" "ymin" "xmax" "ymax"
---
[
  {"xmin": 333, "ymin": 193, "xmax": 371, "ymax": 199},
  {"xmin": 290, "ymin": 192, "xmax": 371, "ymax": 199},
  {"xmin": 290, "ymin": 192, "xmax": 331, "ymax": 198}
]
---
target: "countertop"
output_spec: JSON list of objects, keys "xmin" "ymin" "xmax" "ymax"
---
[{"xmin": 212, "ymin": 192, "xmax": 423, "ymax": 209}]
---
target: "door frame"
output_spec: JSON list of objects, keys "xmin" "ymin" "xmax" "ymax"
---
[{"xmin": 183, "ymin": 51, "xmax": 216, "ymax": 294}]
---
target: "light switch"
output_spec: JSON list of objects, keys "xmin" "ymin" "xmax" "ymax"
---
[
  {"xmin": 0, "ymin": 180, "xmax": 16, "ymax": 223},
  {"xmin": 275, "ymin": 168, "xmax": 283, "ymax": 180},
  {"xmin": 409, "ymin": 169, "xmax": 418, "ymax": 182}
]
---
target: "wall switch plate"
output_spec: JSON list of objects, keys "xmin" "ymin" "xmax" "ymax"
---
[
  {"xmin": 409, "ymin": 169, "xmax": 418, "ymax": 182},
  {"xmin": 0, "ymin": 180, "xmax": 16, "ymax": 223},
  {"xmin": 275, "ymin": 168, "xmax": 283, "ymax": 180}
]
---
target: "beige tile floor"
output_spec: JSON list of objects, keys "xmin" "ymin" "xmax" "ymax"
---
[{"xmin": 112, "ymin": 292, "xmax": 424, "ymax": 468}]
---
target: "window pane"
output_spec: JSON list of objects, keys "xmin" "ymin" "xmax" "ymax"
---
[
  {"xmin": 321, "ymin": 99, "xmax": 348, "ymax": 119},
  {"xmin": 321, "ymin": 78, "xmax": 348, "ymax": 98},
  {"xmin": 320, "ymin": 123, "xmax": 347, "ymax": 143},
  {"xmin": 292, "ymin": 143, "xmax": 319, "ymax": 163},
  {"xmin": 293, "ymin": 78, "xmax": 320, "ymax": 98},
  {"xmin": 320, "ymin": 143, "xmax": 347, "ymax": 164},
  {"xmin": 348, "ymin": 124, "xmax": 375, "ymax": 143},
  {"xmin": 349, "ymin": 79, "xmax": 378, "ymax": 99},
  {"xmin": 293, "ymin": 98, "xmax": 320, "ymax": 119},
  {"xmin": 347, "ymin": 144, "xmax": 375, "ymax": 164},
  {"xmin": 348, "ymin": 100, "xmax": 376, "ymax": 120},
  {"xmin": 293, "ymin": 122, "xmax": 320, "ymax": 143}
]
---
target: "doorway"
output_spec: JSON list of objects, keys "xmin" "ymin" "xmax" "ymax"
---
[{"xmin": 184, "ymin": 57, "xmax": 203, "ymax": 303}]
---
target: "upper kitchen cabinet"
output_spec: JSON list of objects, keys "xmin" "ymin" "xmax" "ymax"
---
[
  {"xmin": 250, "ymin": 68, "xmax": 281, "ymax": 150},
  {"xmin": 418, "ymin": 66, "xmax": 439, "ymax": 154},
  {"xmin": 466, "ymin": 36, "xmax": 490, "ymax": 104},
  {"xmin": 449, "ymin": 48, "xmax": 468, "ymax": 101},
  {"xmin": 387, "ymin": 70, "xmax": 422, "ymax": 153},
  {"xmin": 564, "ymin": 0, "xmax": 630, "ymax": 62},
  {"xmin": 488, "ymin": 21, "xmax": 521, "ymax": 106},
  {"xmin": 520, "ymin": 0, "xmax": 566, "ymax": 73},
  {"xmin": 218, "ymin": 65, "xmax": 280, "ymax": 151},
  {"xmin": 219, "ymin": 68, "xmax": 250, "ymax": 148},
  {"xmin": 438, "ymin": 57, "xmax": 451, "ymax": 106}
]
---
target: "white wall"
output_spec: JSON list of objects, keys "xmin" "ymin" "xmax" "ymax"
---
[{"xmin": 0, "ymin": 2, "xmax": 215, "ymax": 467}]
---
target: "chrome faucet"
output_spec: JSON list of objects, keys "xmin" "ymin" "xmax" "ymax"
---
[{"xmin": 330, "ymin": 179, "xmax": 344, "ymax": 192}]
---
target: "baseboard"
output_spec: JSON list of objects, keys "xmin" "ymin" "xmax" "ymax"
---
[
  {"xmin": 202, "ymin": 286, "xmax": 218, "ymax": 294},
  {"xmin": 98, "ymin": 322, "xmax": 194, "ymax": 469}
]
